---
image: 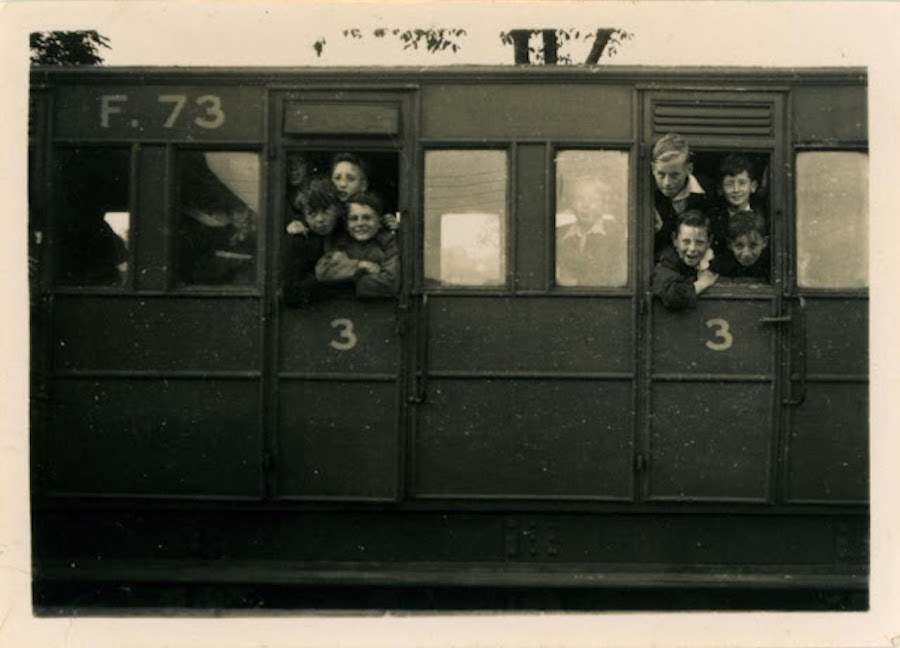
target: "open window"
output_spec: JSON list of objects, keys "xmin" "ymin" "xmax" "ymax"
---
[{"xmin": 690, "ymin": 150, "xmax": 772, "ymax": 285}]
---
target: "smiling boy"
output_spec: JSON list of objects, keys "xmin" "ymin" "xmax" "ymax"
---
[
  {"xmin": 652, "ymin": 210, "xmax": 718, "ymax": 311},
  {"xmin": 315, "ymin": 191, "xmax": 400, "ymax": 298},
  {"xmin": 709, "ymin": 154, "xmax": 763, "ymax": 262}
]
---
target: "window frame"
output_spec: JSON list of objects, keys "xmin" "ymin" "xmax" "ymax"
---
[
  {"xmin": 419, "ymin": 144, "xmax": 513, "ymax": 293},
  {"xmin": 550, "ymin": 144, "xmax": 634, "ymax": 293},
  {"xmin": 791, "ymin": 145, "xmax": 869, "ymax": 296},
  {"xmin": 49, "ymin": 142, "xmax": 137, "ymax": 293},
  {"xmin": 170, "ymin": 143, "xmax": 266, "ymax": 295}
]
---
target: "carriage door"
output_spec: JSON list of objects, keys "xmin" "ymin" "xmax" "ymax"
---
[
  {"xmin": 643, "ymin": 91, "xmax": 786, "ymax": 502},
  {"xmin": 270, "ymin": 90, "xmax": 413, "ymax": 501},
  {"xmin": 412, "ymin": 83, "xmax": 636, "ymax": 500}
]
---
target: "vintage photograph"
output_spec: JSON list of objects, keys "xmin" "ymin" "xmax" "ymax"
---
[{"xmin": 4, "ymin": 1, "xmax": 898, "ymax": 645}]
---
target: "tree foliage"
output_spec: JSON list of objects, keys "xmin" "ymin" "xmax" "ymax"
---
[
  {"xmin": 30, "ymin": 31, "xmax": 110, "ymax": 66},
  {"xmin": 313, "ymin": 26, "xmax": 631, "ymax": 63},
  {"xmin": 499, "ymin": 28, "xmax": 633, "ymax": 64}
]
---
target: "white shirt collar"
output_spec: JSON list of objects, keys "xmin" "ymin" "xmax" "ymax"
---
[{"xmin": 672, "ymin": 174, "xmax": 705, "ymax": 203}]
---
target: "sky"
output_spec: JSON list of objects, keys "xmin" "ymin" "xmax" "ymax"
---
[{"xmin": 3, "ymin": 2, "xmax": 900, "ymax": 648}]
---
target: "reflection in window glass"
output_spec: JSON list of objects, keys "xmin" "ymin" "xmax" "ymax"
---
[
  {"xmin": 55, "ymin": 148, "xmax": 130, "ymax": 286},
  {"xmin": 555, "ymin": 150, "xmax": 629, "ymax": 287},
  {"xmin": 796, "ymin": 152, "xmax": 868, "ymax": 289},
  {"xmin": 177, "ymin": 151, "xmax": 260, "ymax": 286},
  {"xmin": 424, "ymin": 150, "xmax": 506, "ymax": 287}
]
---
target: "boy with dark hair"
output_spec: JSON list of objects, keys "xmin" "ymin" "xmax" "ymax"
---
[
  {"xmin": 712, "ymin": 209, "xmax": 770, "ymax": 281},
  {"xmin": 652, "ymin": 209, "xmax": 718, "ymax": 311},
  {"xmin": 316, "ymin": 191, "xmax": 400, "ymax": 298},
  {"xmin": 282, "ymin": 177, "xmax": 347, "ymax": 306},
  {"xmin": 708, "ymin": 154, "xmax": 763, "ymax": 260},
  {"xmin": 651, "ymin": 133, "xmax": 709, "ymax": 258}
]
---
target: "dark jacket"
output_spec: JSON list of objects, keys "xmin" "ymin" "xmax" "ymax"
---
[
  {"xmin": 282, "ymin": 231, "xmax": 351, "ymax": 306},
  {"xmin": 316, "ymin": 230, "xmax": 400, "ymax": 298},
  {"xmin": 710, "ymin": 246, "xmax": 771, "ymax": 282},
  {"xmin": 652, "ymin": 245, "xmax": 699, "ymax": 311}
]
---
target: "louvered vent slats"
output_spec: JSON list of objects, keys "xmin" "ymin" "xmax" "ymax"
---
[{"xmin": 653, "ymin": 102, "xmax": 773, "ymax": 137}]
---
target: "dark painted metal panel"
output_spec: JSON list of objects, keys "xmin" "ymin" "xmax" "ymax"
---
[
  {"xmin": 277, "ymin": 381, "xmax": 399, "ymax": 499},
  {"xmin": 428, "ymin": 297, "xmax": 632, "ymax": 372},
  {"xmin": 32, "ymin": 509, "xmax": 865, "ymax": 568},
  {"xmin": 653, "ymin": 300, "xmax": 773, "ymax": 375},
  {"xmin": 52, "ymin": 296, "xmax": 260, "ymax": 371},
  {"xmin": 515, "ymin": 144, "xmax": 548, "ymax": 291},
  {"xmin": 804, "ymin": 299, "xmax": 867, "ymax": 375},
  {"xmin": 284, "ymin": 102, "xmax": 400, "ymax": 135},
  {"xmin": 54, "ymin": 85, "xmax": 265, "ymax": 141},
  {"xmin": 649, "ymin": 383, "xmax": 771, "ymax": 501},
  {"xmin": 787, "ymin": 383, "xmax": 868, "ymax": 503},
  {"xmin": 45, "ymin": 378, "xmax": 262, "ymax": 496},
  {"xmin": 416, "ymin": 379, "xmax": 633, "ymax": 498},
  {"xmin": 421, "ymin": 84, "xmax": 632, "ymax": 140},
  {"xmin": 792, "ymin": 85, "xmax": 867, "ymax": 143},
  {"xmin": 279, "ymin": 298, "xmax": 400, "ymax": 374},
  {"xmin": 135, "ymin": 146, "xmax": 169, "ymax": 290}
]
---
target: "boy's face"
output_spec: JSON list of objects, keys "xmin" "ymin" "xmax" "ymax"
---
[
  {"xmin": 673, "ymin": 224, "xmax": 711, "ymax": 268},
  {"xmin": 331, "ymin": 161, "xmax": 367, "ymax": 201},
  {"xmin": 288, "ymin": 158, "xmax": 308, "ymax": 187},
  {"xmin": 729, "ymin": 231, "xmax": 768, "ymax": 267},
  {"xmin": 572, "ymin": 182, "xmax": 607, "ymax": 227},
  {"xmin": 721, "ymin": 171, "xmax": 758, "ymax": 210},
  {"xmin": 652, "ymin": 155, "xmax": 692, "ymax": 198},
  {"xmin": 307, "ymin": 205, "xmax": 341, "ymax": 236},
  {"xmin": 346, "ymin": 203, "xmax": 380, "ymax": 242}
]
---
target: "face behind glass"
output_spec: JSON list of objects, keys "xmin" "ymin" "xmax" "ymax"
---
[
  {"xmin": 729, "ymin": 231, "xmax": 768, "ymax": 266},
  {"xmin": 307, "ymin": 206, "xmax": 340, "ymax": 237},
  {"xmin": 673, "ymin": 224, "xmax": 710, "ymax": 267},
  {"xmin": 652, "ymin": 155, "xmax": 692, "ymax": 198},
  {"xmin": 572, "ymin": 183, "xmax": 607, "ymax": 226},
  {"xmin": 346, "ymin": 203, "xmax": 380, "ymax": 242},
  {"xmin": 721, "ymin": 171, "xmax": 757, "ymax": 210},
  {"xmin": 331, "ymin": 161, "xmax": 367, "ymax": 201}
]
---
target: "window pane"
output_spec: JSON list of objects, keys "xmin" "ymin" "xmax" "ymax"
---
[
  {"xmin": 177, "ymin": 151, "xmax": 260, "ymax": 286},
  {"xmin": 555, "ymin": 150, "xmax": 629, "ymax": 287},
  {"xmin": 55, "ymin": 148, "xmax": 130, "ymax": 286},
  {"xmin": 424, "ymin": 150, "xmax": 506, "ymax": 287},
  {"xmin": 796, "ymin": 152, "xmax": 868, "ymax": 289}
]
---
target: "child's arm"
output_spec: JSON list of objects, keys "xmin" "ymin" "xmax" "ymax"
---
[
  {"xmin": 652, "ymin": 260, "xmax": 698, "ymax": 311},
  {"xmin": 355, "ymin": 237, "xmax": 400, "ymax": 298},
  {"xmin": 315, "ymin": 249, "xmax": 360, "ymax": 283}
]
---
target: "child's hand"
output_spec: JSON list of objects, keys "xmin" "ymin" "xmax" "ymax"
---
[
  {"xmin": 357, "ymin": 260, "xmax": 381, "ymax": 275},
  {"xmin": 286, "ymin": 219, "xmax": 308, "ymax": 236},
  {"xmin": 382, "ymin": 212, "xmax": 399, "ymax": 232},
  {"xmin": 694, "ymin": 269, "xmax": 718, "ymax": 294}
]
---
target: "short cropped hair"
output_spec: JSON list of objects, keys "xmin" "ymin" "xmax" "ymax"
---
[
  {"xmin": 652, "ymin": 133, "xmax": 691, "ymax": 163},
  {"xmin": 727, "ymin": 209, "xmax": 767, "ymax": 241},
  {"xmin": 331, "ymin": 152, "xmax": 369, "ymax": 180},
  {"xmin": 719, "ymin": 154, "xmax": 755, "ymax": 180},
  {"xmin": 345, "ymin": 190, "xmax": 383, "ymax": 216},
  {"xmin": 306, "ymin": 177, "xmax": 345, "ymax": 216},
  {"xmin": 675, "ymin": 209, "xmax": 710, "ymax": 235}
]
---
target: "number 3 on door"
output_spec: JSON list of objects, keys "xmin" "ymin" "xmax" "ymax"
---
[
  {"xmin": 705, "ymin": 318, "xmax": 733, "ymax": 351},
  {"xmin": 329, "ymin": 318, "xmax": 358, "ymax": 351}
]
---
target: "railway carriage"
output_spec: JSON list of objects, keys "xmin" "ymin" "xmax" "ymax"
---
[{"xmin": 28, "ymin": 65, "xmax": 868, "ymax": 609}]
